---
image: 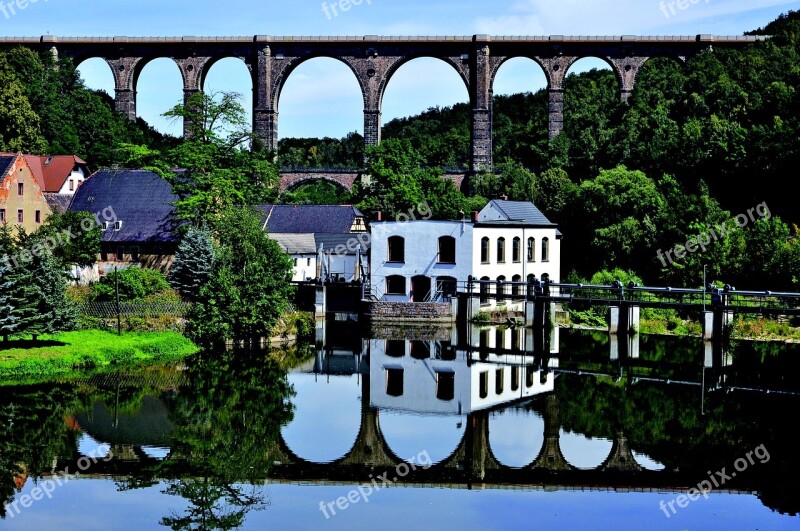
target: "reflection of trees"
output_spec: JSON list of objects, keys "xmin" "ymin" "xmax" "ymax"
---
[
  {"xmin": 154, "ymin": 351, "xmax": 295, "ymax": 530},
  {"xmin": 0, "ymin": 386, "xmax": 81, "ymax": 519}
]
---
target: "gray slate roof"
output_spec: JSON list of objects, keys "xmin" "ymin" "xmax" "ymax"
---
[
  {"xmin": 44, "ymin": 193, "xmax": 73, "ymax": 213},
  {"xmin": 69, "ymin": 169, "xmax": 179, "ymax": 244},
  {"xmin": 478, "ymin": 200, "xmax": 557, "ymax": 226},
  {"xmin": 269, "ymin": 232, "xmax": 370, "ymax": 256},
  {"xmin": 257, "ymin": 204, "xmax": 365, "ymax": 234},
  {"xmin": 0, "ymin": 155, "xmax": 16, "ymax": 178}
]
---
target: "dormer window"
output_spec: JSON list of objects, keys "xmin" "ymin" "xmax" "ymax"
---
[
  {"xmin": 102, "ymin": 221, "xmax": 111, "ymax": 231},
  {"xmin": 114, "ymin": 221, "xmax": 123, "ymax": 231}
]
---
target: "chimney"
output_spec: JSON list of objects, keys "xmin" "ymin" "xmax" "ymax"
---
[
  {"xmin": 376, "ymin": 212, "xmax": 382, "ymax": 221},
  {"xmin": 472, "ymin": 211, "xmax": 479, "ymax": 222},
  {"xmin": 502, "ymin": 195, "xmax": 508, "ymax": 201}
]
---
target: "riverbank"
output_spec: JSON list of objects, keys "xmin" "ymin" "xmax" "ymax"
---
[
  {"xmin": 0, "ymin": 330, "xmax": 199, "ymax": 386},
  {"xmin": 558, "ymin": 313, "xmax": 800, "ymax": 343}
]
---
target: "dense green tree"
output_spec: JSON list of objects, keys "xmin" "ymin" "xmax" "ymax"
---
[
  {"xmin": 0, "ymin": 55, "xmax": 47, "ymax": 152},
  {"xmin": 119, "ymin": 92, "xmax": 280, "ymax": 230},
  {"xmin": 35, "ymin": 211, "xmax": 102, "ymax": 269},
  {"xmin": 186, "ymin": 207, "xmax": 295, "ymax": 346},
  {"xmin": 354, "ymin": 139, "xmax": 467, "ymax": 220},
  {"xmin": 169, "ymin": 226, "xmax": 215, "ymax": 302}
]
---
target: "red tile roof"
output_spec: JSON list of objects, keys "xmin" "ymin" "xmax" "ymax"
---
[{"xmin": 0, "ymin": 153, "xmax": 89, "ymax": 192}]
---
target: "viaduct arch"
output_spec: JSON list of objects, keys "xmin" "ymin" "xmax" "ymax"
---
[{"xmin": 3, "ymin": 34, "xmax": 765, "ymax": 172}]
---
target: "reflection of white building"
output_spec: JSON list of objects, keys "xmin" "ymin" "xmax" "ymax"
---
[
  {"xmin": 369, "ymin": 200, "xmax": 561, "ymax": 304},
  {"xmin": 370, "ymin": 325, "xmax": 558, "ymax": 415}
]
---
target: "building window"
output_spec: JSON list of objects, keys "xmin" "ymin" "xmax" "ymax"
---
[
  {"xmin": 293, "ymin": 258, "xmax": 298, "ymax": 266},
  {"xmin": 35, "ymin": 210, "xmax": 41, "ymax": 224},
  {"xmin": 386, "ymin": 340, "xmax": 405, "ymax": 357},
  {"xmin": 511, "ymin": 366, "xmax": 520, "ymax": 391},
  {"xmin": 0, "ymin": 209, "xmax": 5, "ymax": 222},
  {"xmin": 512, "ymin": 274, "xmax": 522, "ymax": 297},
  {"xmin": 438, "ymin": 236, "xmax": 456, "ymax": 264},
  {"xmin": 480, "ymin": 237, "xmax": 490, "ymax": 263},
  {"xmin": 497, "ymin": 238, "xmax": 506, "ymax": 263},
  {"xmin": 387, "ymin": 236, "xmax": 405, "ymax": 263},
  {"xmin": 410, "ymin": 340, "xmax": 430, "ymax": 360},
  {"xmin": 69, "ymin": 180, "xmax": 75, "ymax": 191},
  {"xmin": 114, "ymin": 221, "xmax": 123, "ymax": 231},
  {"xmin": 512, "ymin": 237, "xmax": 521, "ymax": 263},
  {"xmin": 479, "ymin": 371, "xmax": 489, "ymax": 399},
  {"xmin": 480, "ymin": 276, "xmax": 491, "ymax": 304},
  {"xmin": 385, "ymin": 275, "xmax": 406, "ymax": 295},
  {"xmin": 17, "ymin": 210, "xmax": 23, "ymax": 223},
  {"xmin": 526, "ymin": 366, "xmax": 535, "ymax": 388},
  {"xmin": 436, "ymin": 372, "xmax": 455, "ymax": 401},
  {"xmin": 307, "ymin": 258, "xmax": 312, "ymax": 266},
  {"xmin": 542, "ymin": 237, "xmax": 550, "ymax": 262},
  {"xmin": 495, "ymin": 369, "xmax": 505, "ymax": 395},
  {"xmin": 17, "ymin": 183, "xmax": 23, "ymax": 196},
  {"xmin": 386, "ymin": 368, "xmax": 404, "ymax": 397},
  {"xmin": 102, "ymin": 221, "xmax": 110, "ymax": 231},
  {"xmin": 497, "ymin": 275, "xmax": 507, "ymax": 301},
  {"xmin": 527, "ymin": 237, "xmax": 535, "ymax": 262}
]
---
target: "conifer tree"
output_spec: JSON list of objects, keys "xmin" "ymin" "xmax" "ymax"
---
[{"xmin": 169, "ymin": 226, "xmax": 215, "ymax": 302}]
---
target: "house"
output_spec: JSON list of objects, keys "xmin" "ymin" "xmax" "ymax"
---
[
  {"xmin": 23, "ymin": 154, "xmax": 90, "ymax": 195},
  {"xmin": 257, "ymin": 204, "xmax": 369, "ymax": 282},
  {"xmin": 69, "ymin": 169, "xmax": 179, "ymax": 274},
  {"xmin": 369, "ymin": 200, "xmax": 561, "ymax": 305},
  {"xmin": 0, "ymin": 153, "xmax": 91, "ymax": 213},
  {"xmin": 0, "ymin": 153, "xmax": 52, "ymax": 234}
]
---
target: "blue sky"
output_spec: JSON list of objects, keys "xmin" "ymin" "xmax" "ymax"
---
[{"xmin": 1, "ymin": 0, "xmax": 796, "ymax": 138}]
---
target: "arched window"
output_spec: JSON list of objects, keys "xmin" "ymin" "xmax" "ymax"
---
[
  {"xmin": 512, "ymin": 274, "xmax": 522, "ymax": 297},
  {"xmin": 388, "ymin": 236, "xmax": 405, "ymax": 262},
  {"xmin": 438, "ymin": 236, "xmax": 456, "ymax": 264},
  {"xmin": 386, "ymin": 275, "xmax": 406, "ymax": 295},
  {"xmin": 480, "ymin": 276, "xmax": 490, "ymax": 304},
  {"xmin": 497, "ymin": 275, "xmax": 507, "ymax": 301},
  {"xmin": 527, "ymin": 237, "xmax": 535, "ymax": 262},
  {"xmin": 542, "ymin": 237, "xmax": 550, "ymax": 262},
  {"xmin": 481, "ymin": 237, "xmax": 490, "ymax": 263},
  {"xmin": 497, "ymin": 238, "xmax": 506, "ymax": 263},
  {"xmin": 512, "ymin": 237, "xmax": 521, "ymax": 263}
]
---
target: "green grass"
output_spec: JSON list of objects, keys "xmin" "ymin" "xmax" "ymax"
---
[{"xmin": 0, "ymin": 330, "xmax": 199, "ymax": 385}]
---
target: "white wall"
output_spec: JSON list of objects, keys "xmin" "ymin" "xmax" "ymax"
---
[
  {"xmin": 370, "ymin": 221, "xmax": 473, "ymax": 301},
  {"xmin": 57, "ymin": 168, "xmax": 86, "ymax": 195},
  {"xmin": 472, "ymin": 226, "xmax": 561, "ymax": 284},
  {"xmin": 291, "ymin": 253, "xmax": 318, "ymax": 282}
]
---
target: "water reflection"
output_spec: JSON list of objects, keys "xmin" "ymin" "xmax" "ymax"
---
[{"xmin": 2, "ymin": 322, "xmax": 800, "ymax": 528}]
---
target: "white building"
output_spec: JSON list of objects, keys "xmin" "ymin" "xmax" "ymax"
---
[{"xmin": 369, "ymin": 200, "xmax": 561, "ymax": 304}]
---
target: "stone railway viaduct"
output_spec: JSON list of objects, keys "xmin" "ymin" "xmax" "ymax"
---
[{"xmin": 2, "ymin": 34, "xmax": 766, "ymax": 174}]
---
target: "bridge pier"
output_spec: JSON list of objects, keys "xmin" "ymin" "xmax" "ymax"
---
[
  {"xmin": 702, "ymin": 309, "xmax": 734, "ymax": 341},
  {"xmin": 315, "ymin": 285, "xmax": 327, "ymax": 318},
  {"xmin": 609, "ymin": 304, "xmax": 639, "ymax": 335},
  {"xmin": 547, "ymin": 88, "xmax": 565, "ymax": 139}
]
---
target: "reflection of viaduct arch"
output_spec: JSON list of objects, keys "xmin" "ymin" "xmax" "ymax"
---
[
  {"xmin": 274, "ymin": 376, "xmax": 640, "ymax": 477},
  {"xmin": 14, "ymin": 35, "xmax": 763, "ymax": 172}
]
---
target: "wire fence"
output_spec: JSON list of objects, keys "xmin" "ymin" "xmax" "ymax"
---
[{"xmin": 81, "ymin": 301, "xmax": 192, "ymax": 319}]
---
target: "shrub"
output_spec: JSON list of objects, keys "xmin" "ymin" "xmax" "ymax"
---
[{"xmin": 93, "ymin": 267, "xmax": 172, "ymax": 302}]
